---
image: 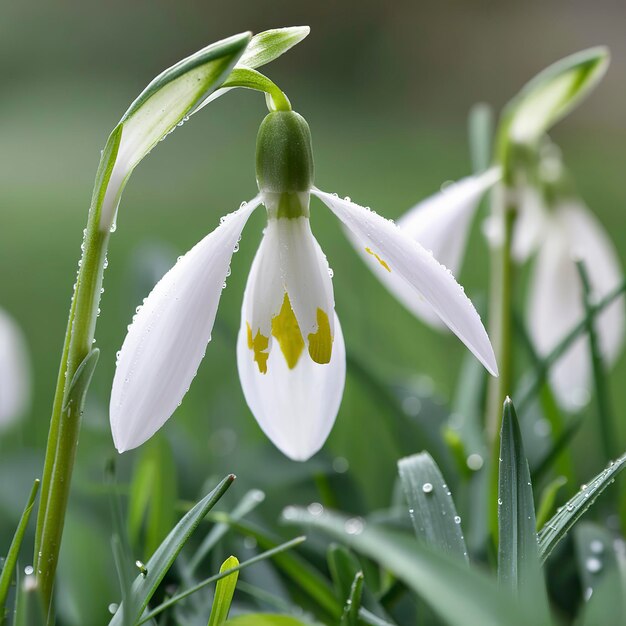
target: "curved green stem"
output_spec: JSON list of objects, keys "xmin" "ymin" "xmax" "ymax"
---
[
  {"xmin": 33, "ymin": 127, "xmax": 121, "ymax": 617},
  {"xmin": 222, "ymin": 67, "xmax": 292, "ymax": 111}
]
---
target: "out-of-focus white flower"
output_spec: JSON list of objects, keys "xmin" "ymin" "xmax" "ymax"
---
[
  {"xmin": 110, "ymin": 110, "xmax": 497, "ymax": 461},
  {"xmin": 0, "ymin": 308, "xmax": 31, "ymax": 428},
  {"xmin": 526, "ymin": 199, "xmax": 624, "ymax": 410}
]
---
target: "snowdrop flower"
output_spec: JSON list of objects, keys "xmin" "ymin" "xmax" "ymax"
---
[
  {"xmin": 110, "ymin": 109, "xmax": 497, "ymax": 460},
  {"xmin": 354, "ymin": 168, "xmax": 500, "ymax": 329},
  {"xmin": 524, "ymin": 157, "xmax": 624, "ymax": 410},
  {"xmin": 0, "ymin": 308, "xmax": 30, "ymax": 429}
]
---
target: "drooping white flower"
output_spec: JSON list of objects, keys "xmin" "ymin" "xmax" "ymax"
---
[
  {"xmin": 351, "ymin": 168, "xmax": 500, "ymax": 328},
  {"xmin": 0, "ymin": 308, "xmax": 31, "ymax": 429},
  {"xmin": 110, "ymin": 110, "xmax": 497, "ymax": 460},
  {"xmin": 526, "ymin": 200, "xmax": 624, "ymax": 410}
]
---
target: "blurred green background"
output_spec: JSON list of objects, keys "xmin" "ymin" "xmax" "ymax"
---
[{"xmin": 1, "ymin": 1, "xmax": 625, "ymax": 622}]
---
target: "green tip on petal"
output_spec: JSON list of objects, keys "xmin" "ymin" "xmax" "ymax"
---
[
  {"xmin": 238, "ymin": 26, "xmax": 311, "ymax": 69},
  {"xmin": 501, "ymin": 46, "xmax": 610, "ymax": 148}
]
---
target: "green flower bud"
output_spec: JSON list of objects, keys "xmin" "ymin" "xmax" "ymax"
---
[{"xmin": 256, "ymin": 110, "xmax": 314, "ymax": 218}]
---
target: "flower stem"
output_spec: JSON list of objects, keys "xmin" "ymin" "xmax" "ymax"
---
[
  {"xmin": 486, "ymin": 189, "xmax": 517, "ymax": 542},
  {"xmin": 487, "ymin": 196, "xmax": 517, "ymax": 441},
  {"xmin": 34, "ymin": 222, "xmax": 110, "ymax": 614},
  {"xmin": 33, "ymin": 128, "xmax": 121, "ymax": 615}
]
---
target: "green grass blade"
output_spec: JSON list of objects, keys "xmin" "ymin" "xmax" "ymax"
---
[
  {"xmin": 109, "ymin": 474, "xmax": 235, "ymax": 626},
  {"xmin": 517, "ymin": 279, "xmax": 626, "ymax": 413},
  {"xmin": 207, "ymin": 514, "xmax": 341, "ymax": 621},
  {"xmin": 283, "ymin": 508, "xmax": 538, "ymax": 626},
  {"xmin": 327, "ymin": 544, "xmax": 361, "ymax": 601},
  {"xmin": 497, "ymin": 399, "xmax": 550, "ymax": 621},
  {"xmin": 535, "ymin": 476, "xmax": 567, "ymax": 530},
  {"xmin": 340, "ymin": 572, "xmax": 363, "ymax": 626},
  {"xmin": 539, "ymin": 452, "xmax": 626, "ymax": 562},
  {"xmin": 189, "ymin": 489, "xmax": 265, "ymax": 574},
  {"xmin": 139, "ymin": 537, "xmax": 305, "ymax": 624},
  {"xmin": 111, "ymin": 535, "xmax": 133, "ymax": 626},
  {"xmin": 576, "ymin": 259, "xmax": 616, "ymax": 460},
  {"xmin": 358, "ymin": 609, "xmax": 397, "ymax": 626},
  {"xmin": 128, "ymin": 437, "xmax": 177, "ymax": 559},
  {"xmin": 224, "ymin": 616, "xmax": 308, "ymax": 625},
  {"xmin": 0, "ymin": 479, "xmax": 40, "ymax": 616},
  {"xmin": 12, "ymin": 575, "xmax": 45, "ymax": 626},
  {"xmin": 575, "ymin": 523, "xmax": 626, "ymax": 625},
  {"xmin": 208, "ymin": 556, "xmax": 239, "ymax": 626},
  {"xmin": 398, "ymin": 453, "xmax": 468, "ymax": 562}
]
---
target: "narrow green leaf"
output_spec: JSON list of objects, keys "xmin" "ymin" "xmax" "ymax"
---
[
  {"xmin": 208, "ymin": 556, "xmax": 239, "ymax": 626},
  {"xmin": 576, "ymin": 259, "xmax": 616, "ymax": 460},
  {"xmin": 535, "ymin": 476, "xmax": 567, "ymax": 530},
  {"xmin": 539, "ymin": 452, "xmax": 626, "ymax": 562},
  {"xmin": 398, "ymin": 453, "xmax": 468, "ymax": 562},
  {"xmin": 128, "ymin": 436, "xmax": 177, "ymax": 558},
  {"xmin": 358, "ymin": 609, "xmax": 397, "ymax": 626},
  {"xmin": 576, "ymin": 523, "xmax": 626, "ymax": 625},
  {"xmin": 327, "ymin": 544, "xmax": 361, "ymax": 602},
  {"xmin": 238, "ymin": 26, "xmax": 310, "ymax": 69},
  {"xmin": 207, "ymin": 514, "xmax": 341, "ymax": 621},
  {"xmin": 0, "ymin": 479, "xmax": 40, "ymax": 616},
  {"xmin": 111, "ymin": 535, "xmax": 133, "ymax": 626},
  {"xmin": 468, "ymin": 103, "xmax": 494, "ymax": 174},
  {"xmin": 339, "ymin": 572, "xmax": 363, "ymax": 626},
  {"xmin": 497, "ymin": 399, "xmax": 550, "ymax": 621},
  {"xmin": 109, "ymin": 474, "xmax": 235, "ymax": 626},
  {"xmin": 501, "ymin": 47, "xmax": 609, "ymax": 146},
  {"xmin": 12, "ymin": 575, "xmax": 45, "ymax": 626},
  {"xmin": 327, "ymin": 545, "xmax": 393, "ymax": 625},
  {"xmin": 189, "ymin": 489, "xmax": 266, "ymax": 574},
  {"xmin": 518, "ymin": 278, "xmax": 626, "ymax": 413},
  {"xmin": 61, "ymin": 348, "xmax": 99, "ymax": 412},
  {"xmin": 138, "ymin": 537, "xmax": 306, "ymax": 624},
  {"xmin": 283, "ymin": 508, "xmax": 536, "ymax": 626},
  {"xmin": 224, "ymin": 616, "xmax": 308, "ymax": 626}
]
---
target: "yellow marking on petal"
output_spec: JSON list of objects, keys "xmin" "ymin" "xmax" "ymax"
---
[
  {"xmin": 365, "ymin": 247, "xmax": 391, "ymax": 272},
  {"xmin": 308, "ymin": 308, "xmax": 333, "ymax": 364},
  {"xmin": 246, "ymin": 322, "xmax": 269, "ymax": 374},
  {"xmin": 271, "ymin": 294, "xmax": 305, "ymax": 369}
]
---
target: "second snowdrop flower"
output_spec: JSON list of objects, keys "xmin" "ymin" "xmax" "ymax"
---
[{"xmin": 111, "ymin": 108, "xmax": 497, "ymax": 461}]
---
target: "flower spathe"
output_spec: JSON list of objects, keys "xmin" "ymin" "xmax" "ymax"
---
[{"xmin": 110, "ymin": 110, "xmax": 497, "ymax": 460}]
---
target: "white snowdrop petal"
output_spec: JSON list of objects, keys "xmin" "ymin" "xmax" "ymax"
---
[
  {"xmin": 372, "ymin": 169, "xmax": 499, "ymax": 329},
  {"xmin": 237, "ymin": 310, "xmax": 346, "ymax": 461},
  {"xmin": 561, "ymin": 203, "xmax": 625, "ymax": 366},
  {"xmin": 0, "ymin": 309, "xmax": 30, "ymax": 428},
  {"xmin": 528, "ymin": 203, "xmax": 624, "ymax": 409},
  {"xmin": 275, "ymin": 217, "xmax": 335, "ymax": 340},
  {"xmin": 110, "ymin": 196, "xmax": 262, "ymax": 452},
  {"xmin": 244, "ymin": 221, "xmax": 285, "ymax": 342},
  {"xmin": 313, "ymin": 188, "xmax": 498, "ymax": 376}
]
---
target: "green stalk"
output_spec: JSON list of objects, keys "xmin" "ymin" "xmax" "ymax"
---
[
  {"xmin": 486, "ymin": 180, "xmax": 518, "ymax": 544},
  {"xmin": 34, "ymin": 128, "xmax": 121, "ymax": 615},
  {"xmin": 487, "ymin": 198, "xmax": 517, "ymax": 441}
]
